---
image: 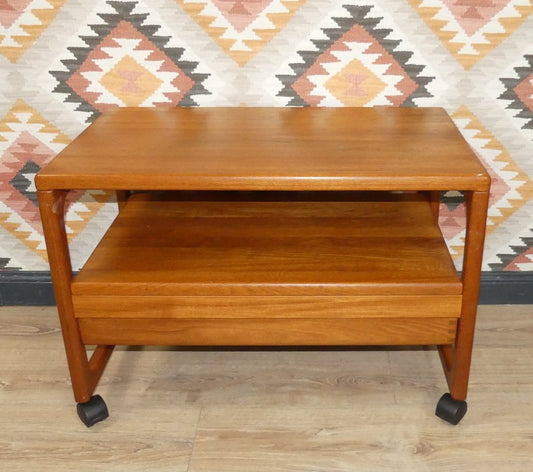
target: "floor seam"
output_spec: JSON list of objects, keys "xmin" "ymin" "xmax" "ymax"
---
[{"xmin": 186, "ymin": 406, "xmax": 203, "ymax": 472}]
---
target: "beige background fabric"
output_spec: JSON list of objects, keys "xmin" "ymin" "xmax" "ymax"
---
[{"xmin": 0, "ymin": 0, "xmax": 532, "ymax": 272}]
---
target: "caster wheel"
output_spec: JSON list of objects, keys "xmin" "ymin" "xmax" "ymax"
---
[
  {"xmin": 435, "ymin": 393, "xmax": 467, "ymax": 425},
  {"xmin": 77, "ymin": 394, "xmax": 109, "ymax": 427}
]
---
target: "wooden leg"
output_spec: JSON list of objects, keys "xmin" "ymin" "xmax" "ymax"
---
[
  {"xmin": 38, "ymin": 190, "xmax": 114, "ymax": 403},
  {"xmin": 428, "ymin": 190, "xmax": 441, "ymax": 224},
  {"xmin": 439, "ymin": 190, "xmax": 489, "ymax": 401},
  {"xmin": 116, "ymin": 190, "xmax": 131, "ymax": 212}
]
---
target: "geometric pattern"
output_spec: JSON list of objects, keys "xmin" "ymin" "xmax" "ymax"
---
[
  {"xmin": 50, "ymin": 1, "xmax": 211, "ymax": 122},
  {"xmin": 1, "ymin": 0, "xmax": 533, "ymax": 273},
  {"xmin": 499, "ymin": 54, "xmax": 533, "ymax": 137},
  {"xmin": 176, "ymin": 0, "xmax": 307, "ymax": 66},
  {"xmin": 0, "ymin": 100, "xmax": 114, "ymax": 263},
  {"xmin": 0, "ymin": 0, "xmax": 66, "ymax": 63},
  {"xmin": 441, "ymin": 106, "xmax": 533, "ymax": 260},
  {"xmin": 277, "ymin": 4, "xmax": 435, "ymax": 107},
  {"xmin": 0, "ymin": 99, "xmax": 69, "ymax": 260},
  {"xmin": 489, "ymin": 227, "xmax": 533, "ymax": 271},
  {"xmin": 407, "ymin": 0, "xmax": 533, "ymax": 69}
]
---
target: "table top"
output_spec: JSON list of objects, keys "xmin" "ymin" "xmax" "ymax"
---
[{"xmin": 36, "ymin": 107, "xmax": 490, "ymax": 192}]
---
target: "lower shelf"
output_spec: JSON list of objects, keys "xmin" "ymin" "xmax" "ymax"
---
[{"xmin": 72, "ymin": 191, "xmax": 462, "ymax": 347}]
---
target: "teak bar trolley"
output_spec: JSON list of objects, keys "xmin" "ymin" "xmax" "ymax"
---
[{"xmin": 36, "ymin": 107, "xmax": 490, "ymax": 427}]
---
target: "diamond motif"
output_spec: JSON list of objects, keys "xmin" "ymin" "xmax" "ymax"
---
[
  {"xmin": 0, "ymin": 100, "xmax": 114, "ymax": 262},
  {"xmin": 489, "ymin": 228, "xmax": 533, "ymax": 271},
  {"xmin": 277, "ymin": 5, "xmax": 434, "ymax": 107},
  {"xmin": 51, "ymin": 2, "xmax": 210, "ymax": 122},
  {"xmin": 1, "ymin": 130, "xmax": 56, "ymax": 231},
  {"xmin": 99, "ymin": 55, "xmax": 164, "ymax": 106},
  {"xmin": 0, "ymin": 0, "xmax": 66, "ymax": 63},
  {"xmin": 10, "ymin": 160, "xmax": 40, "ymax": 206},
  {"xmin": 513, "ymin": 72, "xmax": 533, "ymax": 113},
  {"xmin": 0, "ymin": 0, "xmax": 33, "ymax": 29},
  {"xmin": 511, "ymin": 248, "xmax": 533, "ymax": 271},
  {"xmin": 408, "ymin": 0, "xmax": 533, "ymax": 69},
  {"xmin": 499, "ymin": 55, "xmax": 533, "ymax": 135},
  {"xmin": 442, "ymin": 0, "xmax": 510, "ymax": 36},
  {"xmin": 177, "ymin": 0, "xmax": 305, "ymax": 66},
  {"xmin": 441, "ymin": 106, "xmax": 533, "ymax": 262},
  {"xmin": 325, "ymin": 59, "xmax": 388, "ymax": 106},
  {"xmin": 213, "ymin": 0, "xmax": 273, "ymax": 32}
]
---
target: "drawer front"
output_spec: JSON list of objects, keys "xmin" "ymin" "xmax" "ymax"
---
[{"xmin": 78, "ymin": 316, "xmax": 458, "ymax": 346}]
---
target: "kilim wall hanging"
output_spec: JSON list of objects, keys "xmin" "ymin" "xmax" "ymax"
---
[{"xmin": 0, "ymin": 0, "xmax": 532, "ymax": 301}]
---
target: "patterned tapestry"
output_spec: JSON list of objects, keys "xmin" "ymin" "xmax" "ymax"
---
[{"xmin": 0, "ymin": 0, "xmax": 532, "ymax": 272}]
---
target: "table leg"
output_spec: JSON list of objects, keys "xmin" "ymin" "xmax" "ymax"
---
[
  {"xmin": 428, "ymin": 190, "xmax": 441, "ymax": 224},
  {"xmin": 439, "ymin": 190, "xmax": 490, "ymax": 401},
  {"xmin": 38, "ymin": 190, "xmax": 114, "ymax": 404},
  {"xmin": 116, "ymin": 190, "xmax": 131, "ymax": 212}
]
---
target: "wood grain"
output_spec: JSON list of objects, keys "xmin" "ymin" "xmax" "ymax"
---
[
  {"xmin": 72, "ymin": 191, "xmax": 461, "ymax": 297},
  {"xmin": 37, "ymin": 189, "xmax": 111, "ymax": 403},
  {"xmin": 72, "ymin": 295, "xmax": 462, "ymax": 319},
  {"xmin": 70, "ymin": 191, "xmax": 462, "ymax": 347},
  {"xmin": 35, "ymin": 107, "xmax": 490, "ymax": 192},
  {"xmin": 1, "ymin": 305, "xmax": 531, "ymax": 471},
  {"xmin": 77, "ymin": 316, "xmax": 458, "ymax": 346},
  {"xmin": 33, "ymin": 106, "xmax": 490, "ymax": 428}
]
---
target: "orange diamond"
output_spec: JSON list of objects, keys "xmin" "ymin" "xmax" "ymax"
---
[
  {"xmin": 99, "ymin": 55, "xmax": 163, "ymax": 106},
  {"xmin": 325, "ymin": 59, "xmax": 387, "ymax": 106}
]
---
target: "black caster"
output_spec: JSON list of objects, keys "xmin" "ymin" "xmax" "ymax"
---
[
  {"xmin": 435, "ymin": 393, "xmax": 467, "ymax": 425},
  {"xmin": 77, "ymin": 394, "xmax": 109, "ymax": 427}
]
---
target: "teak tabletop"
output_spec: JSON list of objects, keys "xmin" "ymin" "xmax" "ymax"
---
[{"xmin": 36, "ymin": 107, "xmax": 490, "ymax": 192}]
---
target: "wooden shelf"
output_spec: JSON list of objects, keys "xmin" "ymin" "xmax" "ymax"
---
[
  {"xmin": 72, "ymin": 191, "xmax": 461, "ymax": 346},
  {"xmin": 73, "ymin": 191, "xmax": 461, "ymax": 295}
]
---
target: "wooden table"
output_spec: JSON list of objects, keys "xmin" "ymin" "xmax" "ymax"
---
[{"xmin": 36, "ymin": 107, "xmax": 490, "ymax": 427}]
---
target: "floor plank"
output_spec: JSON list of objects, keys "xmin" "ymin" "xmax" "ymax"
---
[
  {"xmin": 189, "ymin": 405, "xmax": 533, "ymax": 472},
  {"xmin": 0, "ymin": 305, "xmax": 532, "ymax": 471}
]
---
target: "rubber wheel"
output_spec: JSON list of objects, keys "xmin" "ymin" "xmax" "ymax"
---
[
  {"xmin": 435, "ymin": 393, "xmax": 467, "ymax": 425},
  {"xmin": 77, "ymin": 394, "xmax": 109, "ymax": 427}
]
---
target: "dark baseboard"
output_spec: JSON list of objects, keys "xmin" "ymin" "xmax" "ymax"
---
[
  {"xmin": 477, "ymin": 273, "xmax": 533, "ymax": 305},
  {"xmin": 0, "ymin": 271, "xmax": 57, "ymax": 305},
  {"xmin": 1, "ymin": 271, "xmax": 532, "ymax": 306}
]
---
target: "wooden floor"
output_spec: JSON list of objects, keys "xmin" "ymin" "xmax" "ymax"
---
[{"xmin": 1, "ymin": 305, "xmax": 532, "ymax": 471}]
